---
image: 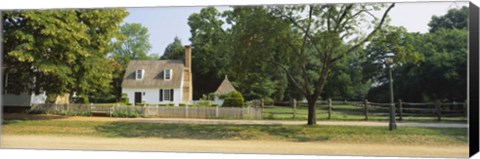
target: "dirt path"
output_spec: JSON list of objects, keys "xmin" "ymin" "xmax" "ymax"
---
[
  {"xmin": 0, "ymin": 135, "xmax": 468, "ymax": 158},
  {"xmin": 2, "ymin": 113, "xmax": 468, "ymax": 128}
]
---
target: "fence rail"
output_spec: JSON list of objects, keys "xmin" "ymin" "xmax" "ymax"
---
[
  {"xmin": 30, "ymin": 103, "xmax": 263, "ymax": 120},
  {"xmin": 266, "ymin": 99, "xmax": 467, "ymax": 121}
]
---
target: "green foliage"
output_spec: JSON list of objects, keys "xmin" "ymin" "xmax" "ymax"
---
[
  {"xmin": 120, "ymin": 93, "xmax": 129, "ymax": 104},
  {"xmin": 428, "ymin": 6, "xmax": 468, "ymax": 33},
  {"xmin": 111, "ymin": 23, "xmax": 153, "ymax": 67},
  {"xmin": 188, "ymin": 7, "xmax": 233, "ymax": 99},
  {"xmin": 3, "ymin": 9, "xmax": 128, "ymax": 99},
  {"xmin": 364, "ymin": 9, "xmax": 467, "ymax": 102},
  {"xmin": 82, "ymin": 96, "xmax": 90, "ymax": 104},
  {"xmin": 167, "ymin": 103, "xmax": 175, "ymax": 107},
  {"xmin": 222, "ymin": 91, "xmax": 245, "ymax": 107},
  {"xmin": 178, "ymin": 103, "xmax": 187, "ymax": 107},
  {"xmin": 161, "ymin": 37, "xmax": 185, "ymax": 60},
  {"xmin": 58, "ymin": 110, "xmax": 91, "ymax": 116},
  {"xmin": 111, "ymin": 109, "xmax": 142, "ymax": 118}
]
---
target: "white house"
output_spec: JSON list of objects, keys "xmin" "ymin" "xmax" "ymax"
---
[
  {"xmin": 121, "ymin": 46, "xmax": 193, "ymax": 106},
  {"xmin": 2, "ymin": 71, "xmax": 47, "ymax": 109}
]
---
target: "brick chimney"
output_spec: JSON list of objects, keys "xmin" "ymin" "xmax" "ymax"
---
[
  {"xmin": 183, "ymin": 45, "xmax": 193, "ymax": 101},
  {"xmin": 184, "ymin": 45, "xmax": 191, "ymax": 71}
]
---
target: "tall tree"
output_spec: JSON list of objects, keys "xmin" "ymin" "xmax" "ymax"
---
[
  {"xmin": 110, "ymin": 22, "xmax": 153, "ymax": 100},
  {"xmin": 362, "ymin": 27, "xmax": 423, "ymax": 102},
  {"xmin": 188, "ymin": 7, "xmax": 232, "ymax": 99},
  {"xmin": 3, "ymin": 9, "xmax": 128, "ymax": 102},
  {"xmin": 268, "ymin": 3, "xmax": 395, "ymax": 125},
  {"xmin": 161, "ymin": 36, "xmax": 185, "ymax": 60},
  {"xmin": 428, "ymin": 6, "xmax": 468, "ymax": 32},
  {"xmin": 111, "ymin": 23, "xmax": 152, "ymax": 67},
  {"xmin": 225, "ymin": 6, "xmax": 292, "ymax": 101}
]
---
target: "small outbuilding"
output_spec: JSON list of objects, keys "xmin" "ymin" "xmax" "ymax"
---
[{"xmin": 212, "ymin": 75, "xmax": 236, "ymax": 106}]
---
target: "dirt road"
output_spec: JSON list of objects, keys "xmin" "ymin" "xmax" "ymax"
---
[{"xmin": 0, "ymin": 135, "xmax": 467, "ymax": 158}]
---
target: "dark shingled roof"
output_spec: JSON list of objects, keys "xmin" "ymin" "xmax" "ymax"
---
[
  {"xmin": 214, "ymin": 76, "xmax": 236, "ymax": 95},
  {"xmin": 122, "ymin": 60, "xmax": 184, "ymax": 88}
]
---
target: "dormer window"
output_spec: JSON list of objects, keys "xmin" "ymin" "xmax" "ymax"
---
[
  {"xmin": 136, "ymin": 69, "xmax": 144, "ymax": 80},
  {"xmin": 164, "ymin": 69, "xmax": 172, "ymax": 80}
]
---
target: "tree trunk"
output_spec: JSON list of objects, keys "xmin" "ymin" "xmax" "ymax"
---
[{"xmin": 307, "ymin": 98, "xmax": 317, "ymax": 125}]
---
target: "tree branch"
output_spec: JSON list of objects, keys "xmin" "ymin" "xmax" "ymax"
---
[{"xmin": 332, "ymin": 3, "xmax": 395, "ymax": 62}]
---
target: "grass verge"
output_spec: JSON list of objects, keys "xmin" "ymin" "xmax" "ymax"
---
[{"xmin": 2, "ymin": 119, "xmax": 467, "ymax": 146}]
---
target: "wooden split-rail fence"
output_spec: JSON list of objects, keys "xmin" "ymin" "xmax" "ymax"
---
[{"xmin": 269, "ymin": 99, "xmax": 467, "ymax": 121}]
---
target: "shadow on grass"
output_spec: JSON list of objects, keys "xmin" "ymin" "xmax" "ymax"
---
[
  {"xmin": 2, "ymin": 113, "xmax": 69, "ymax": 122},
  {"xmin": 95, "ymin": 122, "xmax": 330, "ymax": 142}
]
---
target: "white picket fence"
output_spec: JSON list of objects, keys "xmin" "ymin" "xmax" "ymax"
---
[{"xmin": 30, "ymin": 103, "xmax": 263, "ymax": 119}]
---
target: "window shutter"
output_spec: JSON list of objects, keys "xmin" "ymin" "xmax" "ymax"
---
[
  {"xmin": 159, "ymin": 89, "xmax": 163, "ymax": 101},
  {"xmin": 170, "ymin": 89, "xmax": 174, "ymax": 101}
]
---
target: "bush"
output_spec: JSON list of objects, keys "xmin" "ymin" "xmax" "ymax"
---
[
  {"xmin": 211, "ymin": 104, "xmax": 219, "ymax": 107},
  {"xmin": 167, "ymin": 103, "xmax": 175, "ymax": 107},
  {"xmin": 120, "ymin": 93, "xmax": 129, "ymax": 104},
  {"xmin": 178, "ymin": 103, "xmax": 186, "ymax": 107},
  {"xmin": 196, "ymin": 100, "xmax": 211, "ymax": 107},
  {"xmin": 111, "ymin": 110, "xmax": 141, "ymax": 118},
  {"xmin": 222, "ymin": 91, "xmax": 244, "ymax": 107},
  {"xmin": 264, "ymin": 98, "xmax": 274, "ymax": 106},
  {"xmin": 58, "ymin": 110, "xmax": 91, "ymax": 116},
  {"xmin": 82, "ymin": 96, "xmax": 90, "ymax": 104}
]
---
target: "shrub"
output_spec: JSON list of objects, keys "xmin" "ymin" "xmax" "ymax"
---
[
  {"xmin": 264, "ymin": 98, "xmax": 274, "ymax": 106},
  {"xmin": 222, "ymin": 91, "xmax": 244, "ymax": 107},
  {"xmin": 111, "ymin": 110, "xmax": 141, "ymax": 118},
  {"xmin": 167, "ymin": 103, "xmax": 175, "ymax": 107},
  {"xmin": 158, "ymin": 104, "xmax": 167, "ymax": 106},
  {"xmin": 211, "ymin": 104, "xmax": 219, "ymax": 107},
  {"xmin": 178, "ymin": 103, "xmax": 186, "ymax": 107},
  {"xmin": 196, "ymin": 100, "xmax": 211, "ymax": 107},
  {"xmin": 82, "ymin": 96, "xmax": 90, "ymax": 104},
  {"xmin": 120, "ymin": 93, "xmax": 129, "ymax": 104}
]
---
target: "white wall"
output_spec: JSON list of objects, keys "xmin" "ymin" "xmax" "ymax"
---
[{"xmin": 122, "ymin": 87, "xmax": 184, "ymax": 106}]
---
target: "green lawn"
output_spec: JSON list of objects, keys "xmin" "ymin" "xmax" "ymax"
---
[
  {"xmin": 263, "ymin": 104, "xmax": 467, "ymax": 123},
  {"xmin": 2, "ymin": 119, "xmax": 467, "ymax": 146}
]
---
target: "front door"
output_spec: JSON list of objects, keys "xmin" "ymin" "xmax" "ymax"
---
[{"xmin": 134, "ymin": 92, "xmax": 142, "ymax": 105}]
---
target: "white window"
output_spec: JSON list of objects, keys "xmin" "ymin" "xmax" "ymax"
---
[
  {"xmin": 164, "ymin": 69, "xmax": 172, "ymax": 80},
  {"xmin": 160, "ymin": 89, "xmax": 174, "ymax": 101},
  {"xmin": 136, "ymin": 69, "xmax": 144, "ymax": 80}
]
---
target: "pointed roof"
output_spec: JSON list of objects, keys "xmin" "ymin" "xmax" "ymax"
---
[{"xmin": 214, "ymin": 75, "xmax": 236, "ymax": 95}]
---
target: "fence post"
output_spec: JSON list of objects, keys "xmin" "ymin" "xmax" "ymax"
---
[
  {"xmin": 328, "ymin": 98, "xmax": 332, "ymax": 120},
  {"xmin": 364, "ymin": 99, "xmax": 369, "ymax": 121},
  {"xmin": 464, "ymin": 99, "xmax": 468, "ymax": 118},
  {"xmin": 292, "ymin": 98, "xmax": 297, "ymax": 119},
  {"xmin": 143, "ymin": 104, "xmax": 147, "ymax": 117},
  {"xmin": 185, "ymin": 104, "xmax": 189, "ymax": 118},
  {"xmin": 435, "ymin": 100, "xmax": 441, "ymax": 121},
  {"xmin": 398, "ymin": 99, "xmax": 403, "ymax": 121},
  {"xmin": 216, "ymin": 106, "xmax": 219, "ymax": 118},
  {"xmin": 90, "ymin": 103, "xmax": 94, "ymax": 116}
]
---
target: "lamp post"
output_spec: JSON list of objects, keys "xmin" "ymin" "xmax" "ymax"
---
[{"xmin": 385, "ymin": 53, "xmax": 397, "ymax": 130}]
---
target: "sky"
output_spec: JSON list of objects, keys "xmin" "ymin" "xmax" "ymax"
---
[{"xmin": 123, "ymin": 2, "xmax": 468, "ymax": 57}]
